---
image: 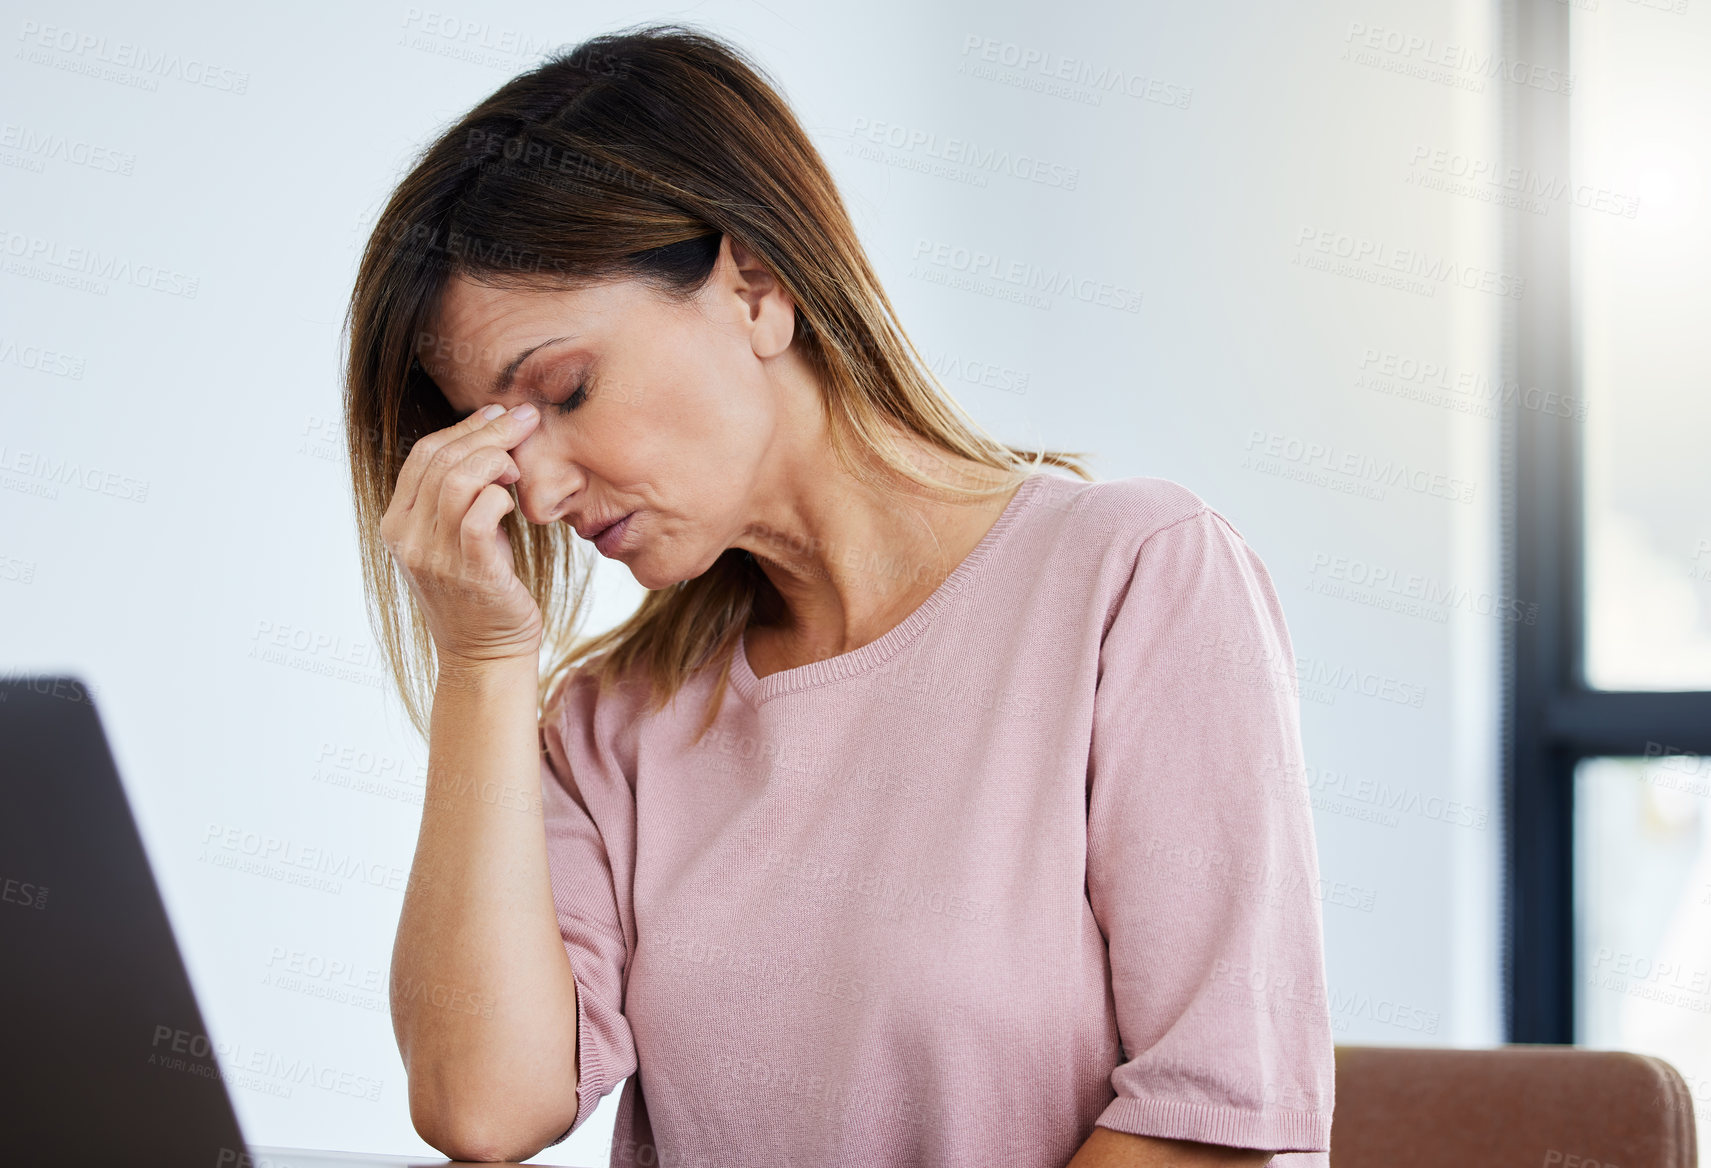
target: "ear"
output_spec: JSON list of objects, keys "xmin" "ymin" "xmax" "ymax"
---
[{"xmin": 721, "ymin": 233, "xmax": 796, "ymax": 360}]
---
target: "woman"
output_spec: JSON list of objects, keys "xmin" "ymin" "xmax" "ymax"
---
[{"xmin": 346, "ymin": 23, "xmax": 1335, "ymax": 1168}]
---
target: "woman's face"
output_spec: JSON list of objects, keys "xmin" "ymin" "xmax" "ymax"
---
[{"xmin": 416, "ymin": 239, "xmax": 795, "ymax": 590}]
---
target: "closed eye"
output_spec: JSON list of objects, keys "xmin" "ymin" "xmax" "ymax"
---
[{"xmin": 555, "ymin": 382, "xmax": 589, "ymax": 413}]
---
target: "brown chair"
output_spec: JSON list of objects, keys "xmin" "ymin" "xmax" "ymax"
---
[{"xmin": 1330, "ymin": 1043, "xmax": 1699, "ymax": 1168}]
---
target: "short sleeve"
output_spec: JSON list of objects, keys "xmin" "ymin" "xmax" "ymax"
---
[
  {"xmin": 1085, "ymin": 506, "xmax": 1335, "ymax": 1158},
  {"xmin": 537, "ymin": 667, "xmax": 641, "ymax": 1145}
]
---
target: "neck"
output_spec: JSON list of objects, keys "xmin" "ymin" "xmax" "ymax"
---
[{"xmin": 734, "ymin": 425, "xmax": 1019, "ymax": 661}]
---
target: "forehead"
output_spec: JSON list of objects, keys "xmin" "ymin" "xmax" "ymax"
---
[
  {"xmin": 418, "ymin": 278, "xmax": 570, "ymax": 368},
  {"xmin": 415, "ymin": 274, "xmax": 636, "ymax": 403}
]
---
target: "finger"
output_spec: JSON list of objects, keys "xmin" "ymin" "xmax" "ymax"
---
[
  {"xmin": 431, "ymin": 446, "xmax": 520, "ymax": 552},
  {"xmin": 413, "ymin": 405, "xmax": 540, "ymax": 520},
  {"xmin": 392, "ymin": 402, "xmax": 509, "ymax": 519},
  {"xmin": 459, "ymin": 482, "xmax": 518, "ymax": 576}
]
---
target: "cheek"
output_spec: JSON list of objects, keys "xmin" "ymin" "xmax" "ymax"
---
[
  {"xmin": 675, "ymin": 396, "xmax": 771, "ymax": 487},
  {"xmin": 611, "ymin": 324, "xmax": 773, "ymax": 472},
  {"xmin": 640, "ymin": 372, "xmax": 752, "ymax": 458}
]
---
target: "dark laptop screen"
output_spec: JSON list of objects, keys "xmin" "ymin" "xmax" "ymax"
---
[{"xmin": 0, "ymin": 674, "xmax": 251, "ymax": 1167}]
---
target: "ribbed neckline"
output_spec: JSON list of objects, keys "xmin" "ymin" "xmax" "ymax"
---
[{"xmin": 728, "ymin": 472, "xmax": 1051, "ymax": 706}]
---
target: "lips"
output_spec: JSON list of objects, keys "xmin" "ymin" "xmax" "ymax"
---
[
  {"xmin": 591, "ymin": 513, "xmax": 634, "ymax": 555},
  {"xmin": 577, "ymin": 515, "xmax": 627, "ymax": 541}
]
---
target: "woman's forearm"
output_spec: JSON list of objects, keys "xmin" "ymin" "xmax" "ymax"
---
[
  {"xmin": 1066, "ymin": 1126, "xmax": 1277, "ymax": 1168},
  {"xmin": 389, "ymin": 654, "xmax": 582, "ymax": 1161}
]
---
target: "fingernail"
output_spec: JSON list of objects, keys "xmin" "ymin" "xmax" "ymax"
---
[
  {"xmin": 512, "ymin": 403, "xmax": 538, "ymax": 421},
  {"xmin": 481, "ymin": 404, "xmax": 506, "ymax": 420}
]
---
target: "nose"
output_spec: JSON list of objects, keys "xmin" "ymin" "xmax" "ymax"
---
[{"xmin": 507, "ymin": 429, "xmax": 581, "ymax": 526}]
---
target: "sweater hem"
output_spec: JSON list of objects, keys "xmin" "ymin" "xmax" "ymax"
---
[
  {"xmin": 566, "ymin": 963, "xmax": 608, "ymax": 1140},
  {"xmin": 1094, "ymin": 1095, "xmax": 1332, "ymax": 1152}
]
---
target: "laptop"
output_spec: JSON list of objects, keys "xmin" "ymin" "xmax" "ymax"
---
[{"xmin": 0, "ymin": 674, "xmax": 551, "ymax": 1167}]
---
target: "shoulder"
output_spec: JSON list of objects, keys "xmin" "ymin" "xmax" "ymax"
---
[
  {"xmin": 1023, "ymin": 474, "xmax": 1274, "ymax": 632},
  {"xmin": 1030, "ymin": 472, "xmax": 1242, "ymax": 557},
  {"xmin": 1027, "ymin": 487, "xmax": 1292, "ymax": 690},
  {"xmin": 542, "ymin": 650, "xmax": 654, "ymax": 745}
]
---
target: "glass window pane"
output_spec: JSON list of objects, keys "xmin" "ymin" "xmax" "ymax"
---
[
  {"xmin": 1573, "ymin": 6, "xmax": 1711, "ymax": 690},
  {"xmin": 1574, "ymin": 756, "xmax": 1711, "ymax": 1148}
]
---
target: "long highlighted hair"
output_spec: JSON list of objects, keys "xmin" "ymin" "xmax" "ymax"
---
[{"xmin": 342, "ymin": 22, "xmax": 1093, "ymax": 743}]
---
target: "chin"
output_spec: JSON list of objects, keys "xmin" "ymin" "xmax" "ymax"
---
[
  {"xmin": 630, "ymin": 566, "xmax": 673, "ymax": 590},
  {"xmin": 633, "ymin": 544, "xmax": 727, "ymax": 592},
  {"xmin": 624, "ymin": 552, "xmax": 681, "ymax": 592}
]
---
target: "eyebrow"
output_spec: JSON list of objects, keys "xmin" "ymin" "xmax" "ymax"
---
[{"xmin": 491, "ymin": 335, "xmax": 580, "ymax": 397}]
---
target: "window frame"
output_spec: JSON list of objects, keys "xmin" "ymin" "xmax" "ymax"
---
[{"xmin": 1502, "ymin": 0, "xmax": 1711, "ymax": 1043}]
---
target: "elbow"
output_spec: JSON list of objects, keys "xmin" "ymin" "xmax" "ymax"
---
[
  {"xmin": 408, "ymin": 1086, "xmax": 503, "ymax": 1163},
  {"xmin": 408, "ymin": 1080, "xmax": 576, "ymax": 1163},
  {"xmin": 410, "ymin": 1110, "xmax": 548, "ymax": 1164}
]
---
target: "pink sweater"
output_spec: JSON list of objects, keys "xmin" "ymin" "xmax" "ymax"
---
[{"xmin": 537, "ymin": 471, "xmax": 1336, "ymax": 1168}]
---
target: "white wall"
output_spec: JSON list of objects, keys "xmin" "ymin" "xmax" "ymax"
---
[{"xmin": 1, "ymin": 0, "xmax": 1507, "ymax": 1161}]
